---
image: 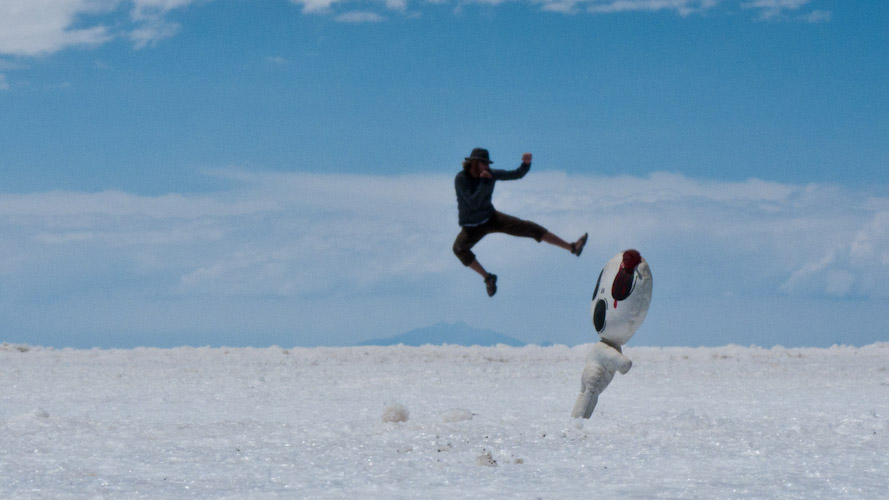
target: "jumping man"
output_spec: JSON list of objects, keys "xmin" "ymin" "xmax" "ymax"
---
[{"xmin": 452, "ymin": 148, "xmax": 588, "ymax": 296}]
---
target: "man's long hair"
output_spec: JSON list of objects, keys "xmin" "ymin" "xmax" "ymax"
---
[{"xmin": 462, "ymin": 159, "xmax": 474, "ymax": 173}]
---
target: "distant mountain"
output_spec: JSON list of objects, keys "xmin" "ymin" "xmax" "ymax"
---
[{"xmin": 360, "ymin": 321, "xmax": 526, "ymax": 347}]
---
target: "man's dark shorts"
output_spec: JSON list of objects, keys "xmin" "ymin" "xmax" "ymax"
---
[{"xmin": 452, "ymin": 211, "xmax": 547, "ymax": 267}]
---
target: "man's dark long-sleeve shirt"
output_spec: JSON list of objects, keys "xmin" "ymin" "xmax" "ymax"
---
[{"xmin": 455, "ymin": 162, "xmax": 531, "ymax": 227}]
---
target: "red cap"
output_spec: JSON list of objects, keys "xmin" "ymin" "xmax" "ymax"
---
[{"xmin": 621, "ymin": 249, "xmax": 642, "ymax": 271}]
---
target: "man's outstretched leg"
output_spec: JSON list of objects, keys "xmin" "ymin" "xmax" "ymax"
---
[
  {"xmin": 542, "ymin": 231, "xmax": 589, "ymax": 257},
  {"xmin": 495, "ymin": 212, "xmax": 588, "ymax": 257}
]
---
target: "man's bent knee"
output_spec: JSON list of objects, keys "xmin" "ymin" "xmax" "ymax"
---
[{"xmin": 453, "ymin": 243, "xmax": 476, "ymax": 267}]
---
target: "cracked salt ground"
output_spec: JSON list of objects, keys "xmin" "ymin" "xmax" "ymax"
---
[{"xmin": 1, "ymin": 343, "xmax": 888, "ymax": 498}]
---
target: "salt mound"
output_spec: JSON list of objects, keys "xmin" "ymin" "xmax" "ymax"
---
[
  {"xmin": 441, "ymin": 408, "xmax": 473, "ymax": 422},
  {"xmin": 382, "ymin": 403, "xmax": 409, "ymax": 423}
]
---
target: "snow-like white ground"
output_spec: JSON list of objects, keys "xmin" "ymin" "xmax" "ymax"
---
[{"xmin": 2, "ymin": 342, "xmax": 888, "ymax": 499}]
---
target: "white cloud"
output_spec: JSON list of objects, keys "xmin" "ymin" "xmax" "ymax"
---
[
  {"xmin": 0, "ymin": 189, "xmax": 278, "ymax": 219},
  {"xmin": 0, "ymin": 0, "xmax": 211, "ymax": 56},
  {"xmin": 583, "ymin": 0, "xmax": 718, "ymax": 16},
  {"xmin": 539, "ymin": 0, "xmax": 579, "ymax": 14},
  {"xmin": 2, "ymin": 171, "xmax": 886, "ymax": 304},
  {"xmin": 741, "ymin": 0, "xmax": 828, "ymax": 22},
  {"xmin": 0, "ymin": 0, "xmax": 116, "ymax": 56},
  {"xmin": 0, "ymin": 0, "xmax": 833, "ymax": 58},
  {"xmin": 385, "ymin": 0, "xmax": 408, "ymax": 10},
  {"xmin": 336, "ymin": 11, "xmax": 387, "ymax": 23},
  {"xmin": 131, "ymin": 0, "xmax": 205, "ymax": 16},
  {"xmin": 743, "ymin": 0, "xmax": 809, "ymax": 6},
  {"xmin": 129, "ymin": 18, "xmax": 182, "ymax": 48},
  {"xmin": 128, "ymin": 0, "xmax": 207, "ymax": 48},
  {"xmin": 529, "ymin": 0, "xmax": 830, "ymax": 20},
  {"xmin": 802, "ymin": 9, "xmax": 830, "ymax": 23},
  {"xmin": 3, "ymin": 170, "xmax": 886, "ymax": 347},
  {"xmin": 288, "ymin": 0, "xmax": 829, "ymax": 22},
  {"xmin": 290, "ymin": 0, "xmax": 342, "ymax": 14}
]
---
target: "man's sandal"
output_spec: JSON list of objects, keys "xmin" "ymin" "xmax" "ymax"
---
[
  {"xmin": 484, "ymin": 273, "xmax": 498, "ymax": 297},
  {"xmin": 571, "ymin": 233, "xmax": 588, "ymax": 257}
]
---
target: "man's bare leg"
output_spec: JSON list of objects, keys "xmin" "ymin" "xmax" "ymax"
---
[
  {"xmin": 543, "ymin": 231, "xmax": 588, "ymax": 255},
  {"xmin": 468, "ymin": 259, "xmax": 488, "ymax": 278},
  {"xmin": 469, "ymin": 259, "xmax": 497, "ymax": 297}
]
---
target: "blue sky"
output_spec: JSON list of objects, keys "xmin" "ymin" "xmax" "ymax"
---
[{"xmin": 1, "ymin": 0, "xmax": 887, "ymax": 348}]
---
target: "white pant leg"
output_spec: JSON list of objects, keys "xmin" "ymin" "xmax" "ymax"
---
[{"xmin": 571, "ymin": 388, "xmax": 599, "ymax": 419}]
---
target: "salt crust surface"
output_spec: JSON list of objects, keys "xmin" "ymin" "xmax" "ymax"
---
[{"xmin": 2, "ymin": 343, "xmax": 888, "ymax": 499}]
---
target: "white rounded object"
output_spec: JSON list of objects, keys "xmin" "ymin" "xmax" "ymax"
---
[
  {"xmin": 381, "ymin": 403, "xmax": 409, "ymax": 423},
  {"xmin": 590, "ymin": 249, "xmax": 652, "ymax": 345}
]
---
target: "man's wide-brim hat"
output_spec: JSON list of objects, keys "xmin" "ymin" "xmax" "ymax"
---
[{"xmin": 465, "ymin": 148, "xmax": 493, "ymax": 164}]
